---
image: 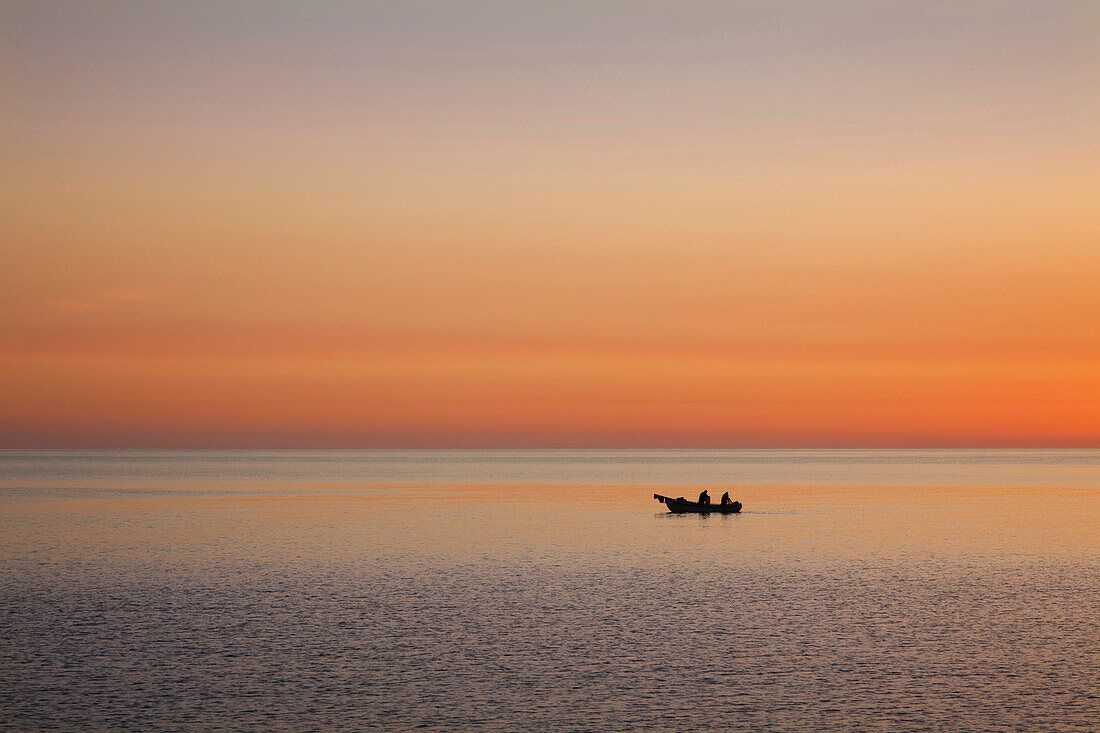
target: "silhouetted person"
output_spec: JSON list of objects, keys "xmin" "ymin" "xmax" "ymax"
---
[
  {"xmin": 698, "ymin": 489, "xmax": 710, "ymax": 505},
  {"xmin": 720, "ymin": 491, "xmax": 733, "ymax": 506}
]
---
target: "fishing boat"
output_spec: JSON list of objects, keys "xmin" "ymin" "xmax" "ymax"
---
[{"xmin": 654, "ymin": 494, "xmax": 741, "ymax": 514}]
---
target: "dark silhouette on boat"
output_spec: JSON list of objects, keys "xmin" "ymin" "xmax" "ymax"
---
[{"xmin": 654, "ymin": 493, "xmax": 741, "ymax": 514}]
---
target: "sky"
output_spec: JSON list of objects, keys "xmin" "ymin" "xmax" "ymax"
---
[{"xmin": 2, "ymin": 1, "xmax": 1098, "ymax": 448}]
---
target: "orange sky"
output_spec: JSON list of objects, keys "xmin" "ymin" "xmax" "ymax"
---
[{"xmin": 2, "ymin": 2, "xmax": 1098, "ymax": 447}]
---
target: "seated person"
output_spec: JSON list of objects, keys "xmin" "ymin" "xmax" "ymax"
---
[
  {"xmin": 697, "ymin": 489, "xmax": 711, "ymax": 505},
  {"xmin": 720, "ymin": 491, "xmax": 733, "ymax": 505}
]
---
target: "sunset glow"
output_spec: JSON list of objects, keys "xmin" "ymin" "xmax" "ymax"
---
[{"xmin": 3, "ymin": 1, "xmax": 1098, "ymax": 447}]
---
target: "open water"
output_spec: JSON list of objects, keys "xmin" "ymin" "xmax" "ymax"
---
[{"xmin": 1, "ymin": 449, "xmax": 1097, "ymax": 731}]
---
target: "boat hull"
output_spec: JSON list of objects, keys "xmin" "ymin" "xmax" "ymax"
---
[{"xmin": 653, "ymin": 494, "xmax": 741, "ymax": 514}]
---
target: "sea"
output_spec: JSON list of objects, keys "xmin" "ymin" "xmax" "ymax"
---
[{"xmin": 1, "ymin": 449, "xmax": 1097, "ymax": 731}]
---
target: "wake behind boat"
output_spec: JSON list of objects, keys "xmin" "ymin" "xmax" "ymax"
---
[{"xmin": 654, "ymin": 494, "xmax": 741, "ymax": 514}]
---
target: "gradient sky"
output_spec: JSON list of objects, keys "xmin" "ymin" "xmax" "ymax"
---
[{"xmin": 2, "ymin": 1, "xmax": 1098, "ymax": 447}]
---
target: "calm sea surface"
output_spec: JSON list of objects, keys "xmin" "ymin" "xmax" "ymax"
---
[{"xmin": 1, "ymin": 450, "xmax": 1097, "ymax": 731}]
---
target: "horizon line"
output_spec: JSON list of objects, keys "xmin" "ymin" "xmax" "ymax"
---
[{"xmin": 2, "ymin": 445, "xmax": 1096, "ymax": 451}]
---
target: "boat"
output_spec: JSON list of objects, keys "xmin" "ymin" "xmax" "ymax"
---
[{"xmin": 654, "ymin": 493, "xmax": 741, "ymax": 514}]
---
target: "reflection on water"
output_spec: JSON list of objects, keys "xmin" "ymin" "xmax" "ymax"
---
[{"xmin": 1, "ymin": 450, "xmax": 1098, "ymax": 731}]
